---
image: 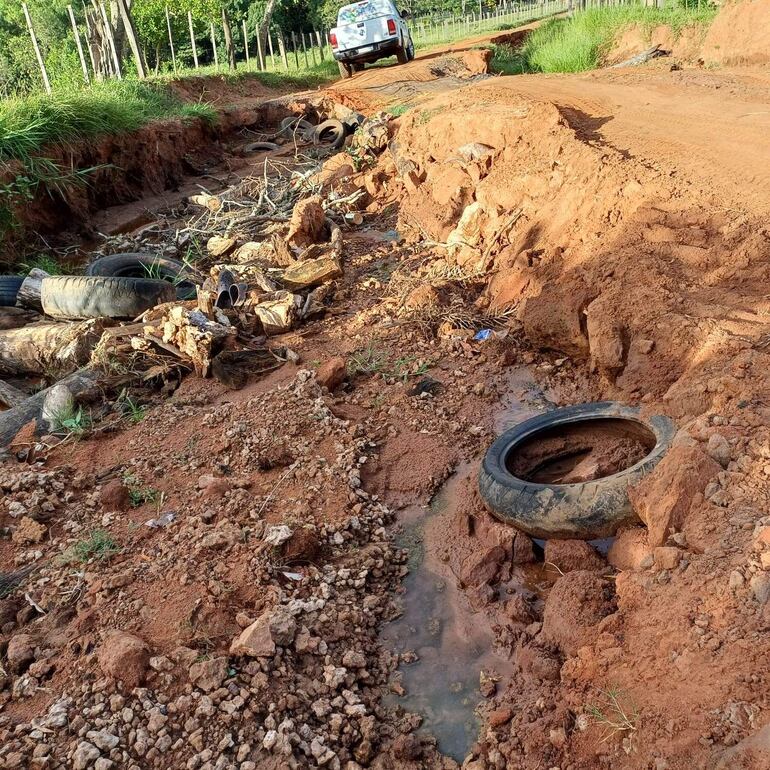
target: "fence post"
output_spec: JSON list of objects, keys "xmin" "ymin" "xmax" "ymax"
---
[
  {"xmin": 188, "ymin": 11, "xmax": 199, "ymax": 68},
  {"xmin": 301, "ymin": 31, "xmax": 309, "ymax": 68},
  {"xmin": 308, "ymin": 33, "xmax": 318, "ymax": 66},
  {"xmin": 277, "ymin": 32, "xmax": 289, "ymax": 71},
  {"xmin": 242, "ymin": 19, "xmax": 250, "ymax": 64},
  {"xmin": 256, "ymin": 25, "xmax": 265, "ymax": 70},
  {"xmin": 210, "ymin": 23, "xmax": 219, "ymax": 68},
  {"xmin": 165, "ymin": 5, "xmax": 177, "ymax": 73},
  {"xmin": 315, "ymin": 30, "xmax": 325, "ymax": 61},
  {"xmin": 116, "ymin": 0, "xmax": 146, "ymax": 78},
  {"xmin": 22, "ymin": 2, "xmax": 51, "ymax": 94},
  {"xmin": 291, "ymin": 31, "xmax": 300, "ymax": 69},
  {"xmin": 98, "ymin": 2, "xmax": 122, "ymax": 78},
  {"xmin": 268, "ymin": 33, "xmax": 276, "ymax": 70},
  {"xmin": 67, "ymin": 5, "xmax": 90, "ymax": 83}
]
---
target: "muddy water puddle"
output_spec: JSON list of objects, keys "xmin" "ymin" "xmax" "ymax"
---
[{"xmin": 381, "ymin": 368, "xmax": 552, "ymax": 760}]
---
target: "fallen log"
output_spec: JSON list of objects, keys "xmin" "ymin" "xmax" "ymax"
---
[
  {"xmin": 0, "ymin": 319, "xmax": 111, "ymax": 376},
  {"xmin": 0, "ymin": 307, "xmax": 41, "ymax": 331},
  {"xmin": 0, "ymin": 368, "xmax": 101, "ymax": 447},
  {"xmin": 16, "ymin": 268, "xmax": 49, "ymax": 311},
  {"xmin": 0, "ymin": 380, "xmax": 27, "ymax": 409},
  {"xmin": 611, "ymin": 45, "xmax": 667, "ymax": 69}
]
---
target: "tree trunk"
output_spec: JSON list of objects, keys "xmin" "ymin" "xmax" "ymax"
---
[
  {"xmin": 258, "ymin": 0, "xmax": 277, "ymax": 62},
  {"xmin": 16, "ymin": 268, "xmax": 48, "ymax": 312},
  {"xmin": 222, "ymin": 8, "xmax": 236, "ymax": 70}
]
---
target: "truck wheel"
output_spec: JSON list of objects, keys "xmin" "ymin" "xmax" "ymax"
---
[
  {"xmin": 406, "ymin": 39, "xmax": 415, "ymax": 61},
  {"xmin": 396, "ymin": 44, "xmax": 409, "ymax": 64},
  {"xmin": 338, "ymin": 61, "xmax": 353, "ymax": 79},
  {"xmin": 352, "ymin": 62, "xmax": 365, "ymax": 72}
]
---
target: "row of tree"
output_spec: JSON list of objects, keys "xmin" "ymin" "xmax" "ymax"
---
[{"xmin": 0, "ymin": 0, "xmax": 492, "ymax": 94}]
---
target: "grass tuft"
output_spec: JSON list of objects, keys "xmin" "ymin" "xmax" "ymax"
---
[
  {"xmin": 62, "ymin": 529, "xmax": 121, "ymax": 564},
  {"xmin": 492, "ymin": 5, "xmax": 717, "ymax": 74}
]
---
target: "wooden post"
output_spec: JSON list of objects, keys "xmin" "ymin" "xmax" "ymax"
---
[
  {"xmin": 165, "ymin": 5, "xmax": 177, "ymax": 74},
  {"xmin": 267, "ymin": 33, "xmax": 275, "ymax": 69},
  {"xmin": 291, "ymin": 31, "xmax": 300, "ymax": 69},
  {"xmin": 309, "ymin": 33, "xmax": 317, "ymax": 66},
  {"xmin": 242, "ymin": 19, "xmax": 250, "ymax": 64},
  {"xmin": 255, "ymin": 25, "xmax": 265, "ymax": 70},
  {"xmin": 67, "ymin": 5, "xmax": 90, "ymax": 83},
  {"xmin": 22, "ymin": 3, "xmax": 51, "ymax": 94},
  {"xmin": 315, "ymin": 29, "xmax": 325, "ymax": 61},
  {"xmin": 116, "ymin": 0, "xmax": 146, "ymax": 79},
  {"xmin": 210, "ymin": 23, "xmax": 219, "ymax": 68},
  {"xmin": 188, "ymin": 10, "xmax": 199, "ymax": 69},
  {"xmin": 81, "ymin": 1, "xmax": 98, "ymax": 75},
  {"xmin": 98, "ymin": 2, "xmax": 122, "ymax": 78},
  {"xmin": 277, "ymin": 32, "xmax": 289, "ymax": 71},
  {"xmin": 301, "ymin": 32, "xmax": 309, "ymax": 69}
]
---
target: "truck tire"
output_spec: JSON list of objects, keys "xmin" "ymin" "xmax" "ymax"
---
[
  {"xmin": 478, "ymin": 402, "xmax": 676, "ymax": 540},
  {"xmin": 338, "ymin": 61, "xmax": 353, "ymax": 79},
  {"xmin": 406, "ymin": 39, "xmax": 415, "ymax": 61},
  {"xmin": 0, "ymin": 276, "xmax": 24, "ymax": 307},
  {"xmin": 85, "ymin": 253, "xmax": 198, "ymax": 300},
  {"xmin": 41, "ymin": 276, "xmax": 175, "ymax": 320},
  {"xmin": 396, "ymin": 40, "xmax": 409, "ymax": 64}
]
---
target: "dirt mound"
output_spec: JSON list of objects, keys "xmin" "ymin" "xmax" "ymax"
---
[
  {"xmin": 702, "ymin": 0, "xmax": 770, "ymax": 65},
  {"xmin": 606, "ymin": 22, "xmax": 704, "ymax": 64}
]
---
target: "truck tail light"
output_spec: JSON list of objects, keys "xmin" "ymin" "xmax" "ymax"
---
[
  {"xmin": 330, "ymin": 31, "xmax": 338, "ymax": 49},
  {"xmin": 387, "ymin": 18, "xmax": 397, "ymax": 35}
]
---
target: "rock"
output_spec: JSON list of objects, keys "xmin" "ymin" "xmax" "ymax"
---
[
  {"xmin": 254, "ymin": 291, "xmax": 302, "ymax": 335},
  {"xmin": 86, "ymin": 730, "xmax": 119, "ymax": 752},
  {"xmin": 11, "ymin": 516, "xmax": 46, "ymax": 545},
  {"xmin": 479, "ymin": 670, "xmax": 496, "ymax": 697},
  {"xmin": 729, "ymin": 570, "xmax": 745, "ymax": 590},
  {"xmin": 230, "ymin": 613, "xmax": 276, "ymax": 658},
  {"xmin": 549, "ymin": 726, "xmax": 567, "ymax": 749},
  {"xmin": 542, "ymin": 570, "xmax": 615, "ymax": 656},
  {"xmin": 585, "ymin": 300, "xmax": 624, "ymax": 375},
  {"xmin": 653, "ymin": 546, "xmax": 682, "ymax": 570},
  {"xmin": 706, "ymin": 433, "xmax": 731, "ymax": 468},
  {"xmin": 544, "ymin": 539, "xmax": 604, "ymax": 572},
  {"xmin": 189, "ymin": 656, "xmax": 229, "ymax": 692},
  {"xmin": 628, "ymin": 445, "xmax": 721, "ymax": 547},
  {"xmin": 607, "ymin": 528, "xmax": 651, "ymax": 571},
  {"xmin": 714, "ymin": 721, "xmax": 770, "ymax": 770},
  {"xmin": 316, "ymin": 357, "xmax": 347, "ymax": 391},
  {"xmin": 392, "ymin": 733, "xmax": 422, "ymax": 761},
  {"xmin": 268, "ymin": 607, "xmax": 297, "ymax": 646},
  {"xmin": 281, "ymin": 254, "xmax": 343, "ymax": 291},
  {"xmin": 404, "ymin": 284, "xmax": 441, "ymax": 312},
  {"xmin": 72, "ymin": 741, "xmax": 101, "ymax": 770},
  {"xmin": 99, "ymin": 479, "xmax": 130, "ymax": 512},
  {"xmin": 207, "ymin": 236, "xmax": 237, "ymax": 257},
  {"xmin": 286, "ymin": 195, "xmax": 327, "ymax": 251},
  {"xmin": 97, "ymin": 631, "xmax": 149, "ymax": 689},
  {"xmin": 7, "ymin": 633, "xmax": 34, "ymax": 673},
  {"xmin": 750, "ymin": 573, "xmax": 770, "ymax": 605},
  {"xmin": 264, "ymin": 525, "xmax": 292, "ymax": 547},
  {"xmin": 460, "ymin": 546, "xmax": 506, "ymax": 587},
  {"xmin": 488, "ymin": 707, "xmax": 514, "ymax": 728},
  {"xmin": 342, "ymin": 650, "xmax": 366, "ymax": 668},
  {"xmin": 41, "ymin": 383, "xmax": 75, "ymax": 431}
]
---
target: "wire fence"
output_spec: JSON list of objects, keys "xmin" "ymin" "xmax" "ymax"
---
[{"xmin": 15, "ymin": 0, "xmax": 582, "ymax": 94}]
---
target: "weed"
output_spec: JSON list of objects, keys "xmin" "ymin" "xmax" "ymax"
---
[
  {"xmin": 387, "ymin": 104, "xmax": 410, "ymax": 117},
  {"xmin": 117, "ymin": 390, "xmax": 146, "ymax": 424},
  {"xmin": 51, "ymin": 405, "xmax": 91, "ymax": 437},
  {"xmin": 347, "ymin": 345, "xmax": 388, "ymax": 377},
  {"xmin": 586, "ymin": 687, "xmax": 639, "ymax": 741},
  {"xmin": 348, "ymin": 345, "xmax": 431, "ymax": 382},
  {"xmin": 62, "ymin": 530, "xmax": 121, "ymax": 564},
  {"xmin": 123, "ymin": 472, "xmax": 160, "ymax": 508},
  {"xmin": 18, "ymin": 252, "xmax": 77, "ymax": 276},
  {"xmin": 389, "ymin": 356, "xmax": 430, "ymax": 383}
]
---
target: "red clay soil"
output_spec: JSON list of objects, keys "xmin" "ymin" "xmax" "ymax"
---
[{"xmin": 3, "ymin": 2, "xmax": 770, "ymax": 770}]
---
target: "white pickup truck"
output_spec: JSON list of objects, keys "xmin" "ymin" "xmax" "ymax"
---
[{"xmin": 329, "ymin": 0, "xmax": 415, "ymax": 79}]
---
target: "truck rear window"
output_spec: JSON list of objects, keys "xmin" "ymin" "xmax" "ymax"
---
[{"xmin": 337, "ymin": 0, "xmax": 393, "ymax": 24}]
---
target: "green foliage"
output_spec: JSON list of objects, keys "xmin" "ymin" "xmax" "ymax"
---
[
  {"xmin": 123, "ymin": 473, "xmax": 160, "ymax": 507},
  {"xmin": 18, "ymin": 252, "xmax": 77, "ymax": 275},
  {"xmin": 506, "ymin": 5, "xmax": 716, "ymax": 74},
  {"xmin": 62, "ymin": 529, "xmax": 121, "ymax": 564},
  {"xmin": 51, "ymin": 404, "xmax": 91, "ymax": 436}
]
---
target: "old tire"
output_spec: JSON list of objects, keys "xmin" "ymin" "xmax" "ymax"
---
[
  {"xmin": 0, "ymin": 276, "xmax": 24, "ymax": 307},
  {"xmin": 479, "ymin": 402, "xmax": 676, "ymax": 540},
  {"xmin": 396, "ymin": 43, "xmax": 409, "ymax": 64},
  {"xmin": 313, "ymin": 119, "xmax": 347, "ymax": 150},
  {"xmin": 85, "ymin": 253, "xmax": 198, "ymax": 300},
  {"xmin": 338, "ymin": 61, "xmax": 353, "ymax": 79},
  {"xmin": 41, "ymin": 276, "xmax": 175, "ymax": 320}
]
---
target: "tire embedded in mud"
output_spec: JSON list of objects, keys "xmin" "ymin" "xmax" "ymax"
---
[
  {"xmin": 85, "ymin": 253, "xmax": 199, "ymax": 300},
  {"xmin": 479, "ymin": 402, "xmax": 676, "ymax": 540},
  {"xmin": 41, "ymin": 275, "xmax": 176, "ymax": 320}
]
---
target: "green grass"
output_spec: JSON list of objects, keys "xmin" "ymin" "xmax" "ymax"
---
[
  {"xmin": 18, "ymin": 253, "xmax": 77, "ymax": 275},
  {"xmin": 62, "ymin": 529, "xmax": 121, "ymax": 564},
  {"xmin": 51, "ymin": 404, "xmax": 91, "ymax": 437},
  {"xmin": 492, "ymin": 5, "xmax": 717, "ymax": 74}
]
